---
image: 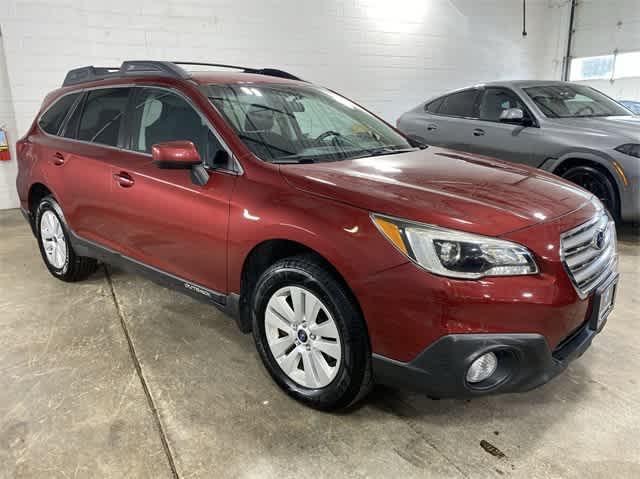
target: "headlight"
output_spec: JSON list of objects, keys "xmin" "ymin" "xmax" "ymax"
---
[
  {"xmin": 615, "ymin": 144, "xmax": 640, "ymax": 158},
  {"xmin": 371, "ymin": 214, "xmax": 538, "ymax": 279}
]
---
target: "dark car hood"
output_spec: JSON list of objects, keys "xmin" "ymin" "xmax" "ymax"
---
[{"xmin": 280, "ymin": 147, "xmax": 592, "ymax": 236}]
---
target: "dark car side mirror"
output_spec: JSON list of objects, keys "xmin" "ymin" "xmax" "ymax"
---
[{"xmin": 151, "ymin": 140, "xmax": 210, "ymax": 186}]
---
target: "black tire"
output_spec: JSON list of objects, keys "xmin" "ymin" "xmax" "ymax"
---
[
  {"xmin": 251, "ymin": 254, "xmax": 372, "ymax": 410},
  {"xmin": 34, "ymin": 196, "xmax": 98, "ymax": 282},
  {"xmin": 562, "ymin": 165, "xmax": 620, "ymax": 220}
]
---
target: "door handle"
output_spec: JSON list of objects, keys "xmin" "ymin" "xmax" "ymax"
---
[
  {"xmin": 427, "ymin": 124, "xmax": 438, "ymax": 131},
  {"xmin": 52, "ymin": 152, "xmax": 65, "ymax": 166},
  {"xmin": 473, "ymin": 128, "xmax": 485, "ymax": 136},
  {"xmin": 113, "ymin": 172, "xmax": 135, "ymax": 188}
]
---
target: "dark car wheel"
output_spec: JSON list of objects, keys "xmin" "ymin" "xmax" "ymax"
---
[
  {"xmin": 35, "ymin": 196, "xmax": 98, "ymax": 282},
  {"xmin": 251, "ymin": 254, "xmax": 372, "ymax": 410},
  {"xmin": 562, "ymin": 165, "xmax": 620, "ymax": 220}
]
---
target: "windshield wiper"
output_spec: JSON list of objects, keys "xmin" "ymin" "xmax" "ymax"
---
[
  {"xmin": 269, "ymin": 157, "xmax": 317, "ymax": 164},
  {"xmin": 349, "ymin": 147, "xmax": 418, "ymax": 159}
]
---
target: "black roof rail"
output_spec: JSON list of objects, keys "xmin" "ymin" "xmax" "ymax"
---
[
  {"xmin": 62, "ymin": 60, "xmax": 303, "ymax": 87},
  {"xmin": 172, "ymin": 62, "xmax": 304, "ymax": 81},
  {"xmin": 62, "ymin": 61, "xmax": 191, "ymax": 87}
]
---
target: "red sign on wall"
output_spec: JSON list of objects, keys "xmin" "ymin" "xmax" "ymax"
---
[{"xmin": 0, "ymin": 129, "xmax": 9, "ymax": 161}]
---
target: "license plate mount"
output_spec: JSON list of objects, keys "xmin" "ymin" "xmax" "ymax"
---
[{"xmin": 591, "ymin": 275, "xmax": 618, "ymax": 332}]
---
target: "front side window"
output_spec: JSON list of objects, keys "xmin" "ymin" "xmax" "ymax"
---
[
  {"xmin": 524, "ymin": 84, "xmax": 631, "ymax": 118},
  {"xmin": 478, "ymin": 88, "xmax": 529, "ymax": 122},
  {"xmin": 78, "ymin": 88, "xmax": 130, "ymax": 146},
  {"xmin": 131, "ymin": 88, "xmax": 228, "ymax": 169},
  {"xmin": 204, "ymin": 83, "xmax": 413, "ymax": 163},
  {"xmin": 39, "ymin": 93, "xmax": 81, "ymax": 135},
  {"xmin": 438, "ymin": 90, "xmax": 479, "ymax": 118}
]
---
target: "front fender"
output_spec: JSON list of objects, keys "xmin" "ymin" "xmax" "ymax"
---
[
  {"xmin": 226, "ymin": 177, "xmax": 409, "ymax": 294},
  {"xmin": 543, "ymin": 151, "xmax": 626, "ymax": 194}
]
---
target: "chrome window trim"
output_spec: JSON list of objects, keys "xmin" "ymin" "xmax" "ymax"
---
[{"xmin": 36, "ymin": 83, "xmax": 243, "ymax": 176}]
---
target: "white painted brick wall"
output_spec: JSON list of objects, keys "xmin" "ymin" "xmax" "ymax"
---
[
  {"xmin": 0, "ymin": 35, "xmax": 20, "ymax": 209},
  {"xmin": 0, "ymin": 0, "xmax": 565, "ymax": 209}
]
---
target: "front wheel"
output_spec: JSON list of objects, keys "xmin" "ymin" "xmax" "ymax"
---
[
  {"xmin": 251, "ymin": 255, "xmax": 372, "ymax": 410},
  {"xmin": 562, "ymin": 165, "xmax": 620, "ymax": 220}
]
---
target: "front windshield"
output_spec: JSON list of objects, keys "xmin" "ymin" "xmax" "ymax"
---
[
  {"xmin": 204, "ymin": 83, "xmax": 413, "ymax": 163},
  {"xmin": 523, "ymin": 84, "xmax": 631, "ymax": 118}
]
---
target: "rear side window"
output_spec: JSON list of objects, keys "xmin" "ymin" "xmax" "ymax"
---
[
  {"xmin": 78, "ymin": 88, "xmax": 130, "ymax": 147},
  {"xmin": 39, "ymin": 93, "xmax": 81, "ymax": 135},
  {"xmin": 439, "ymin": 89, "xmax": 479, "ymax": 117},
  {"xmin": 425, "ymin": 97, "xmax": 444, "ymax": 113}
]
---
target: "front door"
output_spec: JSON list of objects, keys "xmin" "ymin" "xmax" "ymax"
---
[
  {"xmin": 467, "ymin": 87, "xmax": 543, "ymax": 167},
  {"xmin": 107, "ymin": 87, "xmax": 236, "ymax": 294}
]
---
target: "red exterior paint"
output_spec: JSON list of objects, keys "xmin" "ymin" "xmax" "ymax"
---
[{"xmin": 16, "ymin": 72, "xmax": 600, "ymax": 363}]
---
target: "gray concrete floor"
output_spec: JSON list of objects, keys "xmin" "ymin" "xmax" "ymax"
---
[{"xmin": 1, "ymin": 208, "xmax": 639, "ymax": 479}]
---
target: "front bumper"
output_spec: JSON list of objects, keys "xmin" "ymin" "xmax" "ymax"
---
[{"xmin": 372, "ymin": 273, "xmax": 617, "ymax": 398}]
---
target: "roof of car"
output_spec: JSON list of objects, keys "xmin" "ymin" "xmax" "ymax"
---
[
  {"xmin": 189, "ymin": 71, "xmax": 304, "ymax": 85},
  {"xmin": 478, "ymin": 80, "xmax": 571, "ymax": 89}
]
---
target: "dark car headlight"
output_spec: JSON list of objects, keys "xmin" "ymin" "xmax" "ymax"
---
[
  {"xmin": 615, "ymin": 144, "xmax": 640, "ymax": 158},
  {"xmin": 371, "ymin": 214, "xmax": 538, "ymax": 279}
]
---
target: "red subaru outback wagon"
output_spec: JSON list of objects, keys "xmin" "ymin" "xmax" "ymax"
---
[{"xmin": 16, "ymin": 61, "xmax": 618, "ymax": 410}]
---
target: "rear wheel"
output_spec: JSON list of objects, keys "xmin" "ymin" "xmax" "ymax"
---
[
  {"xmin": 35, "ymin": 196, "xmax": 98, "ymax": 282},
  {"xmin": 562, "ymin": 165, "xmax": 620, "ymax": 219},
  {"xmin": 251, "ymin": 255, "xmax": 372, "ymax": 410}
]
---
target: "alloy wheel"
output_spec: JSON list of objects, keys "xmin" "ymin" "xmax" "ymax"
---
[
  {"xmin": 265, "ymin": 286, "xmax": 342, "ymax": 389},
  {"xmin": 40, "ymin": 210, "xmax": 67, "ymax": 269}
]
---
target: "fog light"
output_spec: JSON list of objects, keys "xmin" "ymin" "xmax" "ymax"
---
[{"xmin": 466, "ymin": 352, "xmax": 498, "ymax": 383}]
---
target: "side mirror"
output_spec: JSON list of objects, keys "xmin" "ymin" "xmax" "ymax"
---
[
  {"xmin": 499, "ymin": 108, "xmax": 526, "ymax": 124},
  {"xmin": 151, "ymin": 141, "xmax": 202, "ymax": 169},
  {"xmin": 151, "ymin": 140, "xmax": 210, "ymax": 186}
]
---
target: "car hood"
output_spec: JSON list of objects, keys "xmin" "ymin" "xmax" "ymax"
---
[
  {"xmin": 280, "ymin": 147, "xmax": 593, "ymax": 237},
  {"xmin": 549, "ymin": 115, "xmax": 640, "ymax": 141}
]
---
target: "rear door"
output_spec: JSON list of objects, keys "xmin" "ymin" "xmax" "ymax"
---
[
  {"xmin": 107, "ymin": 86, "xmax": 236, "ymax": 294},
  {"xmin": 467, "ymin": 87, "xmax": 543, "ymax": 166},
  {"xmin": 54, "ymin": 87, "xmax": 132, "ymax": 249},
  {"xmin": 421, "ymin": 89, "xmax": 481, "ymax": 153}
]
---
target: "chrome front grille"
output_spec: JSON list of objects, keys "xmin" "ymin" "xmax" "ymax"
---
[{"xmin": 560, "ymin": 212, "xmax": 617, "ymax": 298}]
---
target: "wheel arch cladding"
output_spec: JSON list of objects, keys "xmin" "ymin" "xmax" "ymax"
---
[
  {"xmin": 236, "ymin": 239, "xmax": 364, "ymax": 334},
  {"xmin": 553, "ymin": 157, "xmax": 621, "ymax": 212}
]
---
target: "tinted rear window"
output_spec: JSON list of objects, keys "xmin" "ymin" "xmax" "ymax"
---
[
  {"xmin": 439, "ymin": 90, "xmax": 479, "ymax": 117},
  {"xmin": 39, "ymin": 93, "xmax": 80, "ymax": 135},
  {"xmin": 78, "ymin": 88, "xmax": 130, "ymax": 147}
]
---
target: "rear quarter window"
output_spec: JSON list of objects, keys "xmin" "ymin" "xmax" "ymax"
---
[
  {"xmin": 425, "ymin": 97, "xmax": 444, "ymax": 113},
  {"xmin": 38, "ymin": 93, "xmax": 81, "ymax": 135}
]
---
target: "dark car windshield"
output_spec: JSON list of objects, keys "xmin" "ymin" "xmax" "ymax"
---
[
  {"xmin": 203, "ymin": 83, "xmax": 413, "ymax": 163},
  {"xmin": 523, "ymin": 84, "xmax": 631, "ymax": 118}
]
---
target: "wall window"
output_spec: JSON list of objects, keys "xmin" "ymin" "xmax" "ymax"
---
[
  {"xmin": 39, "ymin": 93, "xmax": 81, "ymax": 135},
  {"xmin": 570, "ymin": 51, "xmax": 640, "ymax": 81},
  {"xmin": 569, "ymin": 55, "xmax": 614, "ymax": 81},
  {"xmin": 614, "ymin": 51, "xmax": 640, "ymax": 79},
  {"xmin": 78, "ymin": 88, "xmax": 130, "ymax": 147}
]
